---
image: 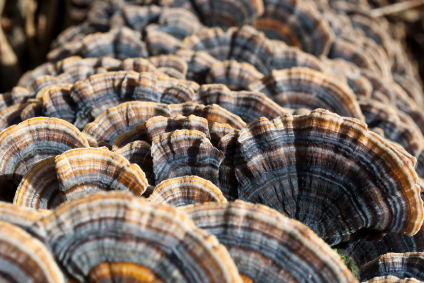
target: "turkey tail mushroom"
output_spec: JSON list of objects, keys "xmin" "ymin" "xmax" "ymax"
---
[
  {"xmin": 234, "ymin": 109, "xmax": 423, "ymax": 245},
  {"xmin": 32, "ymin": 191, "xmax": 242, "ymax": 283},
  {"xmin": 180, "ymin": 200, "xmax": 358, "ymax": 283}
]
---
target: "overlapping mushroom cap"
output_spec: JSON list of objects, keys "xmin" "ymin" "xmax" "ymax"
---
[
  {"xmin": 32, "ymin": 191, "xmax": 242, "ymax": 282},
  {"xmin": 0, "ymin": 221, "xmax": 64, "ymax": 283},
  {"xmin": 0, "ymin": 118, "xmax": 90, "ymax": 184},
  {"xmin": 0, "ymin": 202, "xmax": 44, "ymax": 230},
  {"xmin": 360, "ymin": 253, "xmax": 424, "ymax": 282},
  {"xmin": 234, "ymin": 109, "xmax": 423, "ymax": 245},
  {"xmin": 180, "ymin": 200, "xmax": 358, "ymax": 282},
  {"xmin": 148, "ymin": 176, "xmax": 226, "ymax": 206},
  {"xmin": 14, "ymin": 148, "xmax": 148, "ymax": 209},
  {"xmin": 247, "ymin": 67, "xmax": 365, "ymax": 121},
  {"xmin": 152, "ymin": 130, "xmax": 224, "ymax": 185}
]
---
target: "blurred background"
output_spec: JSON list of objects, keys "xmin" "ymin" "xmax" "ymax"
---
[{"xmin": 1, "ymin": 0, "xmax": 424, "ymax": 93}]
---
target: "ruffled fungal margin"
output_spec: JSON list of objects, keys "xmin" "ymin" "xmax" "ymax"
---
[
  {"xmin": 148, "ymin": 176, "xmax": 226, "ymax": 206},
  {"xmin": 151, "ymin": 130, "xmax": 224, "ymax": 185},
  {"xmin": 234, "ymin": 109, "xmax": 423, "ymax": 246},
  {"xmin": 14, "ymin": 148, "xmax": 148, "ymax": 210},
  {"xmin": 218, "ymin": 131, "xmax": 239, "ymax": 201},
  {"xmin": 248, "ymin": 67, "xmax": 365, "ymax": 121},
  {"xmin": 195, "ymin": 84, "xmax": 285, "ymax": 123},
  {"xmin": 0, "ymin": 202, "xmax": 43, "ymax": 230},
  {"xmin": 363, "ymin": 276, "xmax": 423, "ymax": 283},
  {"xmin": 253, "ymin": 0, "xmax": 334, "ymax": 56},
  {"xmin": 0, "ymin": 118, "xmax": 90, "ymax": 184},
  {"xmin": 31, "ymin": 191, "xmax": 242, "ymax": 283},
  {"xmin": 0, "ymin": 221, "xmax": 65, "ymax": 283},
  {"xmin": 175, "ymin": 49, "xmax": 218, "ymax": 84},
  {"xmin": 71, "ymin": 71, "xmax": 196, "ymax": 129},
  {"xmin": 180, "ymin": 200, "xmax": 358, "ymax": 282},
  {"xmin": 360, "ymin": 253, "xmax": 424, "ymax": 282},
  {"xmin": 205, "ymin": 60, "xmax": 264, "ymax": 90}
]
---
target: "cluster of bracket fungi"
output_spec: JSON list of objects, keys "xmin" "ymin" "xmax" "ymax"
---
[{"xmin": 1, "ymin": 0, "xmax": 424, "ymax": 282}]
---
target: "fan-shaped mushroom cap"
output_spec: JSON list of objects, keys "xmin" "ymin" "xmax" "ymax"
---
[
  {"xmin": 248, "ymin": 68, "xmax": 365, "ymax": 121},
  {"xmin": 0, "ymin": 202, "xmax": 43, "ymax": 230},
  {"xmin": 114, "ymin": 141, "xmax": 154, "ymax": 186},
  {"xmin": 234, "ymin": 109, "xmax": 423, "ymax": 245},
  {"xmin": 55, "ymin": 148, "xmax": 148, "ymax": 200},
  {"xmin": 146, "ymin": 115, "xmax": 211, "ymax": 141},
  {"xmin": 363, "ymin": 276, "xmax": 423, "ymax": 283},
  {"xmin": 152, "ymin": 130, "xmax": 224, "ymax": 185},
  {"xmin": 37, "ymin": 84, "xmax": 77, "ymax": 123},
  {"xmin": 209, "ymin": 122, "xmax": 235, "ymax": 147},
  {"xmin": 148, "ymin": 54, "xmax": 188, "ymax": 77},
  {"xmin": 270, "ymin": 45, "xmax": 326, "ymax": 71},
  {"xmin": 0, "ymin": 221, "xmax": 65, "ymax": 283},
  {"xmin": 148, "ymin": 176, "xmax": 226, "ymax": 206},
  {"xmin": 83, "ymin": 101, "xmax": 171, "ymax": 144},
  {"xmin": 33, "ymin": 191, "xmax": 241, "ymax": 282},
  {"xmin": 175, "ymin": 49, "xmax": 218, "ymax": 84},
  {"xmin": 359, "ymin": 99, "xmax": 424, "ymax": 157},
  {"xmin": 0, "ymin": 101, "xmax": 35, "ymax": 131},
  {"xmin": 196, "ymin": 84, "xmax": 285, "ymax": 123},
  {"xmin": 180, "ymin": 200, "xmax": 358, "ymax": 282},
  {"xmin": 328, "ymin": 38, "xmax": 380, "ymax": 75},
  {"xmin": 253, "ymin": 0, "xmax": 334, "ymax": 56},
  {"xmin": 47, "ymin": 28, "xmax": 148, "ymax": 62},
  {"xmin": 360, "ymin": 253, "xmax": 424, "ymax": 282},
  {"xmin": 14, "ymin": 157, "xmax": 61, "ymax": 210},
  {"xmin": 145, "ymin": 30, "xmax": 184, "ymax": 56},
  {"xmin": 169, "ymin": 102, "xmax": 246, "ymax": 129},
  {"xmin": 112, "ymin": 124, "xmax": 150, "ymax": 150},
  {"xmin": 21, "ymin": 100, "xmax": 43, "ymax": 121},
  {"xmin": 71, "ymin": 71, "xmax": 195, "ymax": 129},
  {"xmin": 146, "ymin": 8, "xmax": 202, "ymax": 40},
  {"xmin": 118, "ymin": 5, "xmax": 163, "ymax": 32},
  {"xmin": 0, "ymin": 118, "xmax": 90, "ymax": 184},
  {"xmin": 205, "ymin": 60, "xmax": 263, "ymax": 90}
]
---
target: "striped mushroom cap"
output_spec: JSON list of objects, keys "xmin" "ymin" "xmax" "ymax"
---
[
  {"xmin": 33, "ymin": 191, "xmax": 242, "ymax": 283},
  {"xmin": 71, "ymin": 71, "xmax": 196, "ymax": 129},
  {"xmin": 360, "ymin": 253, "xmax": 424, "ymax": 282},
  {"xmin": 218, "ymin": 131, "xmax": 240, "ymax": 201},
  {"xmin": 205, "ymin": 60, "xmax": 264, "ymax": 90},
  {"xmin": 195, "ymin": 84, "xmax": 285, "ymax": 123},
  {"xmin": 0, "ymin": 221, "xmax": 64, "ymax": 283},
  {"xmin": 83, "ymin": 101, "xmax": 171, "ymax": 145},
  {"xmin": 0, "ymin": 201, "xmax": 43, "ymax": 231},
  {"xmin": 152, "ymin": 130, "xmax": 224, "ymax": 185},
  {"xmin": 248, "ymin": 67, "xmax": 365, "ymax": 121},
  {"xmin": 175, "ymin": 49, "xmax": 218, "ymax": 84},
  {"xmin": 148, "ymin": 54, "xmax": 188, "ymax": 79},
  {"xmin": 0, "ymin": 117, "xmax": 90, "ymax": 184},
  {"xmin": 148, "ymin": 176, "xmax": 227, "ymax": 206},
  {"xmin": 14, "ymin": 148, "xmax": 148, "ymax": 209},
  {"xmin": 269, "ymin": 45, "xmax": 327, "ymax": 71},
  {"xmin": 146, "ymin": 115, "xmax": 211, "ymax": 141},
  {"xmin": 363, "ymin": 276, "xmax": 423, "ymax": 283},
  {"xmin": 253, "ymin": 0, "xmax": 334, "ymax": 56},
  {"xmin": 36, "ymin": 84, "xmax": 76, "ymax": 123},
  {"xmin": 234, "ymin": 109, "xmax": 423, "ymax": 245},
  {"xmin": 180, "ymin": 200, "xmax": 358, "ymax": 283}
]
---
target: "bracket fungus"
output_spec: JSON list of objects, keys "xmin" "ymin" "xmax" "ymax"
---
[
  {"xmin": 33, "ymin": 191, "xmax": 242, "ymax": 282},
  {"xmin": 248, "ymin": 67, "xmax": 365, "ymax": 121},
  {"xmin": 180, "ymin": 200, "xmax": 358, "ymax": 282},
  {"xmin": 234, "ymin": 109, "xmax": 423, "ymax": 245},
  {"xmin": 14, "ymin": 148, "xmax": 148, "ymax": 209},
  {"xmin": 360, "ymin": 253, "xmax": 424, "ymax": 282},
  {"xmin": 151, "ymin": 130, "xmax": 224, "ymax": 185},
  {"xmin": 148, "ymin": 176, "xmax": 227, "ymax": 206},
  {"xmin": 0, "ymin": 118, "xmax": 90, "ymax": 184},
  {"xmin": 0, "ymin": 221, "xmax": 64, "ymax": 283}
]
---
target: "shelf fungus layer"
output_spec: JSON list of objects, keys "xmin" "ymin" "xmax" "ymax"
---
[
  {"xmin": 152, "ymin": 130, "xmax": 224, "ymax": 185},
  {"xmin": 148, "ymin": 176, "xmax": 227, "ymax": 206},
  {"xmin": 33, "ymin": 191, "xmax": 242, "ymax": 283},
  {"xmin": 0, "ymin": 221, "xmax": 64, "ymax": 283},
  {"xmin": 180, "ymin": 200, "xmax": 358, "ymax": 283},
  {"xmin": 14, "ymin": 148, "xmax": 148, "ymax": 209},
  {"xmin": 0, "ymin": 118, "xmax": 90, "ymax": 184},
  {"xmin": 360, "ymin": 253, "xmax": 424, "ymax": 282},
  {"xmin": 248, "ymin": 67, "xmax": 364, "ymax": 121},
  {"xmin": 363, "ymin": 276, "xmax": 423, "ymax": 283},
  {"xmin": 234, "ymin": 109, "xmax": 423, "ymax": 246}
]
